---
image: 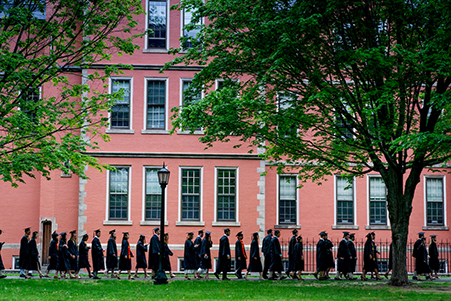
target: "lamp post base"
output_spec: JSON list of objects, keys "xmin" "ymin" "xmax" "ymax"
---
[{"xmin": 154, "ymin": 269, "xmax": 168, "ymax": 285}]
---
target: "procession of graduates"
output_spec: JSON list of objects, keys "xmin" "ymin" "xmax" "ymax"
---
[{"xmin": 0, "ymin": 226, "xmax": 442, "ymax": 281}]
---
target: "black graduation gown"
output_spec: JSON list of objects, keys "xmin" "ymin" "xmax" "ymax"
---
[
  {"xmin": 363, "ymin": 239, "xmax": 377, "ymax": 271},
  {"xmin": 429, "ymin": 241, "xmax": 440, "ymax": 271},
  {"xmin": 200, "ymin": 238, "xmax": 212, "ymax": 270},
  {"xmin": 217, "ymin": 235, "xmax": 231, "ymax": 274},
  {"xmin": 247, "ymin": 239, "xmax": 262, "ymax": 272},
  {"xmin": 194, "ymin": 236, "xmax": 202, "ymax": 268},
  {"xmin": 347, "ymin": 240, "xmax": 357, "ymax": 273},
  {"xmin": 337, "ymin": 239, "xmax": 351, "ymax": 274},
  {"xmin": 262, "ymin": 234, "xmax": 272, "ymax": 274},
  {"xmin": 269, "ymin": 236, "xmax": 283, "ymax": 272},
  {"xmin": 57, "ymin": 239, "xmax": 72, "ymax": 272},
  {"xmin": 288, "ymin": 236, "xmax": 297, "ymax": 272},
  {"xmin": 19, "ymin": 235, "xmax": 29, "ymax": 270},
  {"xmin": 183, "ymin": 239, "xmax": 198, "ymax": 270},
  {"xmin": 235, "ymin": 239, "xmax": 247, "ymax": 272},
  {"xmin": 163, "ymin": 243, "xmax": 173, "ymax": 271},
  {"xmin": 119, "ymin": 239, "xmax": 133, "ymax": 271},
  {"xmin": 78, "ymin": 241, "xmax": 91, "ymax": 269},
  {"xmin": 0, "ymin": 243, "xmax": 4, "ymax": 270},
  {"xmin": 68, "ymin": 239, "xmax": 79, "ymax": 271},
  {"xmin": 47, "ymin": 239, "xmax": 59, "ymax": 270},
  {"xmin": 317, "ymin": 239, "xmax": 328, "ymax": 271},
  {"xmin": 136, "ymin": 240, "xmax": 148, "ymax": 269},
  {"xmin": 294, "ymin": 241, "xmax": 304, "ymax": 271},
  {"xmin": 91, "ymin": 236, "xmax": 105, "ymax": 272},
  {"xmin": 27, "ymin": 238, "xmax": 40, "ymax": 271},
  {"xmin": 148, "ymin": 234, "xmax": 160, "ymax": 270},
  {"xmin": 325, "ymin": 239, "xmax": 335, "ymax": 269},
  {"xmin": 412, "ymin": 238, "xmax": 421, "ymax": 259},
  {"xmin": 106, "ymin": 237, "xmax": 118, "ymax": 269},
  {"xmin": 416, "ymin": 244, "xmax": 432, "ymax": 274}
]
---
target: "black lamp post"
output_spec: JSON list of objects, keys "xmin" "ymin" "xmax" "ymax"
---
[{"xmin": 154, "ymin": 163, "xmax": 170, "ymax": 285}]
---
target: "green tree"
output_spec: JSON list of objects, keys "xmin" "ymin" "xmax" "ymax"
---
[
  {"xmin": 0, "ymin": 0, "xmax": 144, "ymax": 186},
  {"xmin": 166, "ymin": 0, "xmax": 451, "ymax": 285}
]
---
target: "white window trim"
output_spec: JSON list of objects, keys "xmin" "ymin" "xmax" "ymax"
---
[
  {"xmin": 107, "ymin": 77, "xmax": 134, "ymax": 133},
  {"xmin": 333, "ymin": 175, "xmax": 358, "ymax": 229},
  {"xmin": 177, "ymin": 166, "xmax": 204, "ymax": 225},
  {"xmin": 366, "ymin": 175, "xmax": 390, "ymax": 229},
  {"xmin": 177, "ymin": 77, "xmax": 204, "ymax": 135},
  {"xmin": 144, "ymin": 0, "xmax": 170, "ymax": 52},
  {"xmin": 423, "ymin": 175, "xmax": 447, "ymax": 228},
  {"xmin": 142, "ymin": 77, "xmax": 169, "ymax": 134},
  {"xmin": 141, "ymin": 165, "xmax": 168, "ymax": 225},
  {"xmin": 276, "ymin": 174, "xmax": 299, "ymax": 226},
  {"xmin": 213, "ymin": 166, "xmax": 240, "ymax": 226},
  {"xmin": 105, "ymin": 166, "xmax": 132, "ymax": 224}
]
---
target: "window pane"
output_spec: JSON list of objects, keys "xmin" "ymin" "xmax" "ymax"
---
[
  {"xmin": 336, "ymin": 176, "xmax": 353, "ymax": 224},
  {"xmin": 426, "ymin": 178, "xmax": 444, "ymax": 225},
  {"xmin": 109, "ymin": 168, "xmax": 128, "ymax": 220},
  {"xmin": 369, "ymin": 177, "xmax": 387, "ymax": 225},
  {"xmin": 217, "ymin": 169, "xmax": 236, "ymax": 221},
  {"xmin": 112, "ymin": 80, "xmax": 130, "ymax": 104},
  {"xmin": 145, "ymin": 169, "xmax": 161, "ymax": 220},
  {"xmin": 280, "ymin": 176, "xmax": 296, "ymax": 200},
  {"xmin": 147, "ymin": 81, "xmax": 165, "ymax": 129},
  {"xmin": 336, "ymin": 176, "xmax": 353, "ymax": 200},
  {"xmin": 181, "ymin": 169, "xmax": 200, "ymax": 221},
  {"xmin": 337, "ymin": 200, "xmax": 353, "ymax": 224},
  {"xmin": 148, "ymin": 0, "xmax": 167, "ymax": 48},
  {"xmin": 183, "ymin": 8, "xmax": 202, "ymax": 49}
]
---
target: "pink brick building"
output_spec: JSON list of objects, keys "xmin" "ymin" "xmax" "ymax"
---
[{"xmin": 0, "ymin": 0, "xmax": 450, "ymax": 273}]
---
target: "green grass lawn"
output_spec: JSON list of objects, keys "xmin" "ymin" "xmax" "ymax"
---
[{"xmin": 1, "ymin": 279, "xmax": 451, "ymax": 300}]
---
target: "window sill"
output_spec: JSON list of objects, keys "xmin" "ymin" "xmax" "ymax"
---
[
  {"xmin": 103, "ymin": 220, "xmax": 133, "ymax": 226},
  {"xmin": 365, "ymin": 225, "xmax": 391, "ymax": 230},
  {"xmin": 140, "ymin": 221, "xmax": 168, "ymax": 226},
  {"xmin": 212, "ymin": 221, "xmax": 241, "ymax": 227},
  {"xmin": 177, "ymin": 130, "xmax": 204, "ymax": 135},
  {"xmin": 274, "ymin": 224, "xmax": 301, "ymax": 229},
  {"xmin": 143, "ymin": 49, "xmax": 169, "ymax": 53},
  {"xmin": 332, "ymin": 225, "xmax": 359, "ymax": 230},
  {"xmin": 141, "ymin": 129, "xmax": 169, "ymax": 135},
  {"xmin": 106, "ymin": 129, "xmax": 135, "ymax": 134},
  {"xmin": 422, "ymin": 226, "xmax": 449, "ymax": 231},
  {"xmin": 60, "ymin": 173, "xmax": 72, "ymax": 178},
  {"xmin": 175, "ymin": 221, "xmax": 205, "ymax": 227}
]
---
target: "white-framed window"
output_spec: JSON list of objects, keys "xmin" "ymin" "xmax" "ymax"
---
[
  {"xmin": 107, "ymin": 167, "xmax": 130, "ymax": 220},
  {"xmin": 425, "ymin": 176, "xmax": 445, "ymax": 226},
  {"xmin": 335, "ymin": 175, "xmax": 355, "ymax": 225},
  {"xmin": 368, "ymin": 176, "xmax": 388, "ymax": 225},
  {"xmin": 278, "ymin": 175, "xmax": 298, "ymax": 225},
  {"xmin": 276, "ymin": 92, "xmax": 298, "ymax": 137},
  {"xmin": 180, "ymin": 167, "xmax": 202, "ymax": 221},
  {"xmin": 215, "ymin": 167, "xmax": 238, "ymax": 222},
  {"xmin": 20, "ymin": 86, "xmax": 41, "ymax": 125},
  {"xmin": 144, "ymin": 167, "xmax": 162, "ymax": 221},
  {"xmin": 181, "ymin": 6, "xmax": 203, "ymax": 49},
  {"xmin": 179, "ymin": 78, "xmax": 202, "ymax": 132},
  {"xmin": 147, "ymin": 0, "xmax": 168, "ymax": 49},
  {"xmin": 110, "ymin": 78, "xmax": 132, "ymax": 130},
  {"xmin": 145, "ymin": 78, "xmax": 167, "ymax": 130}
]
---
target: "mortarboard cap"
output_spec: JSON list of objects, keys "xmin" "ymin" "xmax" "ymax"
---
[
  {"xmin": 236, "ymin": 231, "xmax": 243, "ymax": 237},
  {"xmin": 187, "ymin": 232, "xmax": 194, "ymax": 235},
  {"xmin": 266, "ymin": 229, "xmax": 273, "ymax": 233},
  {"xmin": 205, "ymin": 231, "xmax": 211, "ymax": 235},
  {"xmin": 24, "ymin": 227, "xmax": 31, "ymax": 232},
  {"xmin": 343, "ymin": 231, "xmax": 350, "ymax": 236},
  {"xmin": 418, "ymin": 232, "xmax": 425, "ymax": 237},
  {"xmin": 349, "ymin": 233, "xmax": 355, "ymax": 237},
  {"xmin": 430, "ymin": 235, "xmax": 437, "ymax": 238},
  {"xmin": 52, "ymin": 231, "xmax": 58, "ymax": 237},
  {"xmin": 153, "ymin": 227, "xmax": 160, "ymax": 232},
  {"xmin": 139, "ymin": 234, "xmax": 146, "ymax": 239},
  {"xmin": 60, "ymin": 232, "xmax": 67, "ymax": 236},
  {"xmin": 94, "ymin": 229, "xmax": 101, "ymax": 233},
  {"xmin": 319, "ymin": 231, "xmax": 327, "ymax": 236},
  {"xmin": 198, "ymin": 229, "xmax": 204, "ymax": 234},
  {"xmin": 109, "ymin": 229, "xmax": 116, "ymax": 235},
  {"xmin": 223, "ymin": 228, "xmax": 230, "ymax": 232},
  {"xmin": 122, "ymin": 232, "xmax": 129, "ymax": 235},
  {"xmin": 82, "ymin": 234, "xmax": 89, "ymax": 239},
  {"xmin": 292, "ymin": 229, "xmax": 298, "ymax": 234},
  {"xmin": 70, "ymin": 230, "xmax": 77, "ymax": 234}
]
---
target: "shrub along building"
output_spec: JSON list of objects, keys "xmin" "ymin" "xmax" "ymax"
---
[{"xmin": 0, "ymin": 0, "xmax": 450, "ymax": 274}]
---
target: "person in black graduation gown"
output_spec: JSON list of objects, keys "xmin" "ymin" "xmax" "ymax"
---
[
  {"xmin": 287, "ymin": 229, "xmax": 298, "ymax": 278},
  {"xmin": 293, "ymin": 235, "xmax": 305, "ymax": 280},
  {"xmin": 19, "ymin": 227, "xmax": 31, "ymax": 277},
  {"xmin": 163, "ymin": 233, "xmax": 175, "ymax": 278},
  {"xmin": 106, "ymin": 229, "xmax": 118, "ymax": 278},
  {"xmin": 262, "ymin": 229, "xmax": 273, "ymax": 279},
  {"xmin": 200, "ymin": 231, "xmax": 213, "ymax": 279},
  {"xmin": 234, "ymin": 231, "xmax": 247, "ymax": 279},
  {"xmin": 25, "ymin": 231, "xmax": 44, "ymax": 278},
  {"xmin": 348, "ymin": 233, "xmax": 357, "ymax": 280},
  {"xmin": 91, "ymin": 229, "xmax": 105, "ymax": 279},
  {"xmin": 416, "ymin": 237, "xmax": 434, "ymax": 280},
  {"xmin": 325, "ymin": 236, "xmax": 334, "ymax": 279},
  {"xmin": 245, "ymin": 232, "xmax": 263, "ymax": 280},
  {"xmin": 56, "ymin": 232, "xmax": 75, "ymax": 279},
  {"xmin": 412, "ymin": 232, "xmax": 425, "ymax": 280},
  {"xmin": 78, "ymin": 234, "xmax": 92, "ymax": 278},
  {"xmin": 269, "ymin": 230, "xmax": 285, "ymax": 280},
  {"xmin": 361, "ymin": 233, "xmax": 382, "ymax": 280},
  {"xmin": 335, "ymin": 232, "xmax": 352, "ymax": 280},
  {"xmin": 193, "ymin": 230, "xmax": 204, "ymax": 279},
  {"xmin": 183, "ymin": 232, "xmax": 198, "ymax": 280},
  {"xmin": 43, "ymin": 231, "xmax": 59, "ymax": 277},
  {"xmin": 429, "ymin": 235, "xmax": 439, "ymax": 279},
  {"xmin": 214, "ymin": 228, "xmax": 231, "ymax": 280},
  {"xmin": 0, "ymin": 229, "xmax": 5, "ymax": 278},
  {"xmin": 317, "ymin": 231, "xmax": 329, "ymax": 280},
  {"xmin": 68, "ymin": 230, "xmax": 80, "ymax": 279},
  {"xmin": 135, "ymin": 234, "xmax": 149, "ymax": 278},
  {"xmin": 118, "ymin": 232, "xmax": 134, "ymax": 280},
  {"xmin": 148, "ymin": 227, "xmax": 160, "ymax": 278}
]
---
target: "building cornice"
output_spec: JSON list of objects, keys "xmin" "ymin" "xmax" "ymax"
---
[{"xmin": 84, "ymin": 152, "xmax": 261, "ymax": 160}]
